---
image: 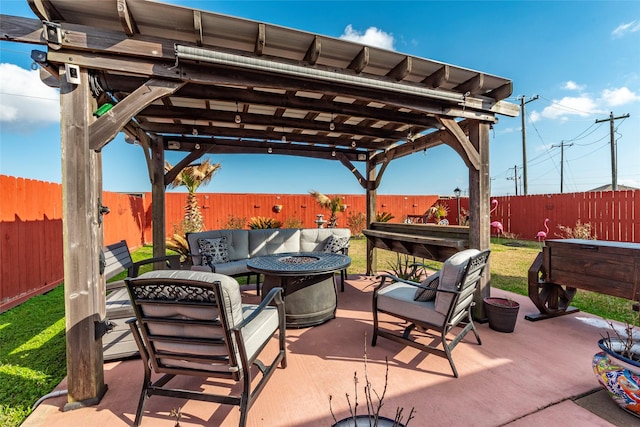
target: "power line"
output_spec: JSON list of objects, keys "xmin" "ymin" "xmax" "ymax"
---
[{"xmin": 550, "ymin": 141, "xmax": 574, "ymax": 193}]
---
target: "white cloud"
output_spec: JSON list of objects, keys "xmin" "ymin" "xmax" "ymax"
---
[
  {"xmin": 612, "ymin": 20, "xmax": 640, "ymax": 38},
  {"xmin": 532, "ymin": 96, "xmax": 601, "ymax": 122},
  {"xmin": 563, "ymin": 81, "xmax": 585, "ymax": 91},
  {"xmin": 600, "ymin": 86, "xmax": 640, "ymax": 107},
  {"xmin": 0, "ymin": 63, "xmax": 59, "ymax": 130},
  {"xmin": 339, "ymin": 25, "xmax": 395, "ymax": 50}
]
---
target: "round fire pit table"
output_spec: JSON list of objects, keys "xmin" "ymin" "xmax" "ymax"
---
[{"xmin": 247, "ymin": 252, "xmax": 351, "ymax": 328}]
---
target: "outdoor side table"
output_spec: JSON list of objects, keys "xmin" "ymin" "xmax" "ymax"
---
[{"xmin": 247, "ymin": 252, "xmax": 351, "ymax": 328}]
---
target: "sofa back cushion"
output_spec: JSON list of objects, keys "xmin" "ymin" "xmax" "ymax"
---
[
  {"xmin": 299, "ymin": 228, "xmax": 350, "ymax": 252},
  {"xmin": 249, "ymin": 229, "xmax": 301, "ymax": 257},
  {"xmin": 187, "ymin": 230, "xmax": 250, "ymax": 266}
]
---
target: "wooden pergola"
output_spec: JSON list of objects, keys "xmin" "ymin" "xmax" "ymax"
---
[{"xmin": 2, "ymin": 0, "xmax": 518, "ymax": 409}]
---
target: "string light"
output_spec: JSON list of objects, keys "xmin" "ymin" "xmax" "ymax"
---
[
  {"xmin": 329, "ymin": 112, "xmax": 335, "ymax": 131},
  {"xmin": 268, "ymin": 146, "xmax": 273, "ymax": 153},
  {"xmin": 235, "ymin": 101, "xmax": 241, "ymax": 123}
]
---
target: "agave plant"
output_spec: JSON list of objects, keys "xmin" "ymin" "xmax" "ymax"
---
[
  {"xmin": 166, "ymin": 233, "xmax": 190, "ymax": 265},
  {"xmin": 248, "ymin": 216, "xmax": 282, "ymax": 229},
  {"xmin": 309, "ymin": 190, "xmax": 342, "ymax": 228},
  {"xmin": 376, "ymin": 211, "xmax": 395, "ymax": 222}
]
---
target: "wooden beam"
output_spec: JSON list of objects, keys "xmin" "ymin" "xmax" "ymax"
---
[
  {"xmin": 422, "ymin": 65, "xmax": 449, "ymax": 88},
  {"xmin": 336, "ymin": 152, "xmax": 367, "ymax": 186},
  {"xmin": 138, "ymin": 105, "xmax": 410, "ymax": 140},
  {"xmin": 101, "ymin": 76, "xmax": 442, "ymax": 128},
  {"xmin": 116, "ymin": 0, "xmax": 138, "ymax": 37},
  {"xmin": 370, "ymin": 129, "xmax": 445, "ymax": 165},
  {"xmin": 348, "ymin": 46, "xmax": 369, "ymax": 74},
  {"xmin": 255, "ymin": 23, "xmax": 266, "ymax": 56},
  {"xmin": 486, "ymin": 81, "xmax": 513, "ymax": 100},
  {"xmin": 59, "ymin": 65, "xmax": 107, "ymax": 409},
  {"xmin": 47, "ymin": 49, "xmax": 511, "ymax": 120},
  {"xmin": 374, "ymin": 157, "xmax": 391, "ymax": 190},
  {"xmin": 386, "ymin": 56, "xmax": 412, "ymax": 81},
  {"xmin": 89, "ymin": 79, "xmax": 186, "ymax": 151},
  {"xmin": 0, "ymin": 15, "xmax": 46, "ymax": 44},
  {"xmin": 304, "ymin": 35, "xmax": 321, "ymax": 65},
  {"xmin": 164, "ymin": 149, "xmax": 205, "ymax": 186},
  {"xmin": 193, "ymin": 10, "xmax": 203, "ymax": 46},
  {"xmin": 144, "ymin": 122, "xmax": 394, "ymax": 150},
  {"xmin": 454, "ymin": 73, "xmax": 485, "ymax": 96},
  {"xmin": 438, "ymin": 117, "xmax": 480, "ymax": 170}
]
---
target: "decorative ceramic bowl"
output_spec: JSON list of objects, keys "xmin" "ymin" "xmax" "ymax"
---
[{"xmin": 593, "ymin": 338, "xmax": 640, "ymax": 418}]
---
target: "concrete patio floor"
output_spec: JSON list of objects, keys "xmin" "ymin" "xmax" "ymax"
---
[{"xmin": 22, "ymin": 274, "xmax": 639, "ymax": 426}]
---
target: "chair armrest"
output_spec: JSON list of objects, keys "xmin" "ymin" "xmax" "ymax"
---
[
  {"xmin": 374, "ymin": 273, "xmax": 459, "ymax": 295},
  {"xmin": 233, "ymin": 287, "xmax": 285, "ymax": 333},
  {"xmin": 128, "ymin": 254, "xmax": 181, "ymax": 277}
]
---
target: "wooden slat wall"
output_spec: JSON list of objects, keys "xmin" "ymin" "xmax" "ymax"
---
[{"xmin": 2, "ymin": 174, "xmax": 638, "ymax": 311}]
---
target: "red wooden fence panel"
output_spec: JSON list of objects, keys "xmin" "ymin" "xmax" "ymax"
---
[{"xmin": 2, "ymin": 173, "xmax": 639, "ymax": 312}]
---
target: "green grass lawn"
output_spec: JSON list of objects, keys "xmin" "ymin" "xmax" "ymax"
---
[{"xmin": 1, "ymin": 238, "xmax": 637, "ymax": 427}]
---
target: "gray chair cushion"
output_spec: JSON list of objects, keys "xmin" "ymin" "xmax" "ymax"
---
[
  {"xmin": 434, "ymin": 249, "xmax": 480, "ymax": 315},
  {"xmin": 378, "ymin": 281, "xmax": 446, "ymax": 326}
]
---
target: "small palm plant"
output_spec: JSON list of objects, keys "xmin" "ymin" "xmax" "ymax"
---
[
  {"xmin": 165, "ymin": 159, "xmax": 221, "ymax": 232},
  {"xmin": 310, "ymin": 190, "xmax": 343, "ymax": 228}
]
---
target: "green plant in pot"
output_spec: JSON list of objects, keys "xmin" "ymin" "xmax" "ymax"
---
[
  {"xmin": 593, "ymin": 307, "xmax": 640, "ymax": 418},
  {"xmin": 483, "ymin": 297, "xmax": 520, "ymax": 333}
]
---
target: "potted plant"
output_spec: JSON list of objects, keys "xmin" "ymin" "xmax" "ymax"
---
[
  {"xmin": 593, "ymin": 309, "xmax": 640, "ymax": 419},
  {"xmin": 483, "ymin": 297, "xmax": 520, "ymax": 333},
  {"xmin": 330, "ymin": 338, "xmax": 414, "ymax": 427},
  {"xmin": 427, "ymin": 203, "xmax": 449, "ymax": 224}
]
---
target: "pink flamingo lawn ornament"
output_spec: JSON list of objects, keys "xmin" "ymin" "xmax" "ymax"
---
[
  {"xmin": 536, "ymin": 218, "xmax": 550, "ymax": 241},
  {"xmin": 489, "ymin": 199, "xmax": 504, "ymax": 236}
]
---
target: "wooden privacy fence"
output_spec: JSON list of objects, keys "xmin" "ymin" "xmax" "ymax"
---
[{"xmin": 1, "ymin": 174, "xmax": 639, "ymax": 311}]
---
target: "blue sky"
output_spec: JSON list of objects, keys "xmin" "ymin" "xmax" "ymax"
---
[{"xmin": 1, "ymin": 0, "xmax": 639, "ymax": 197}]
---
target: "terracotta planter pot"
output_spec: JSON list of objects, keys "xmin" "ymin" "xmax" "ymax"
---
[
  {"xmin": 593, "ymin": 338, "xmax": 640, "ymax": 418},
  {"xmin": 483, "ymin": 297, "xmax": 520, "ymax": 333}
]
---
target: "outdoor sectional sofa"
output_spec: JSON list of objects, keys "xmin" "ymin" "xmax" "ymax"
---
[{"xmin": 186, "ymin": 228, "xmax": 351, "ymax": 286}]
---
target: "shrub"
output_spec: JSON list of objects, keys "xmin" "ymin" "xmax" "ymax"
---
[
  {"xmin": 347, "ymin": 212, "xmax": 367, "ymax": 237},
  {"xmin": 555, "ymin": 220, "xmax": 596, "ymax": 240},
  {"xmin": 248, "ymin": 216, "xmax": 282, "ymax": 229},
  {"xmin": 283, "ymin": 216, "xmax": 304, "ymax": 229},
  {"xmin": 225, "ymin": 215, "xmax": 247, "ymax": 229}
]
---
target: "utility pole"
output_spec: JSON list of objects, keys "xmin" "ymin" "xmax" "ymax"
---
[
  {"xmin": 551, "ymin": 141, "xmax": 574, "ymax": 193},
  {"xmin": 595, "ymin": 112, "xmax": 630, "ymax": 190},
  {"xmin": 506, "ymin": 165, "xmax": 519, "ymax": 195},
  {"xmin": 519, "ymin": 95, "xmax": 538, "ymax": 195}
]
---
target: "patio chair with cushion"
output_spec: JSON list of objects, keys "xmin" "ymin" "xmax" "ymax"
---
[
  {"xmin": 372, "ymin": 249, "xmax": 491, "ymax": 378},
  {"xmin": 125, "ymin": 270, "xmax": 286, "ymax": 427}
]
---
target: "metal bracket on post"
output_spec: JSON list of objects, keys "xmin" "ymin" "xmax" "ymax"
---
[
  {"xmin": 94, "ymin": 319, "xmax": 115, "ymax": 340},
  {"xmin": 42, "ymin": 21, "xmax": 62, "ymax": 47}
]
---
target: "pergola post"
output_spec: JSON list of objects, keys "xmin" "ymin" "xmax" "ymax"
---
[
  {"xmin": 365, "ymin": 159, "xmax": 377, "ymax": 275},
  {"xmin": 60, "ymin": 66, "xmax": 107, "ymax": 409},
  {"xmin": 468, "ymin": 120, "xmax": 491, "ymax": 320},
  {"xmin": 151, "ymin": 135, "xmax": 166, "ymax": 259}
]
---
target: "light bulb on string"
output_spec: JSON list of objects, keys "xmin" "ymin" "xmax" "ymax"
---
[
  {"xmin": 351, "ymin": 139, "xmax": 356, "ymax": 148},
  {"xmin": 329, "ymin": 113, "xmax": 336, "ymax": 131},
  {"xmin": 268, "ymin": 146, "xmax": 273, "ymax": 153},
  {"xmin": 235, "ymin": 101, "xmax": 241, "ymax": 123}
]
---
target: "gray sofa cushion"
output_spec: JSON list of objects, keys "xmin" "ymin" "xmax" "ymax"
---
[
  {"xmin": 249, "ymin": 229, "xmax": 301, "ymax": 257},
  {"xmin": 299, "ymin": 228, "xmax": 350, "ymax": 252},
  {"xmin": 187, "ymin": 230, "xmax": 250, "ymax": 266}
]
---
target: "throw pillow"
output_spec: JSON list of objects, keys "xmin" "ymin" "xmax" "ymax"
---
[
  {"xmin": 414, "ymin": 271, "xmax": 440, "ymax": 302},
  {"xmin": 322, "ymin": 235, "xmax": 350, "ymax": 253},
  {"xmin": 197, "ymin": 237, "xmax": 230, "ymax": 266}
]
